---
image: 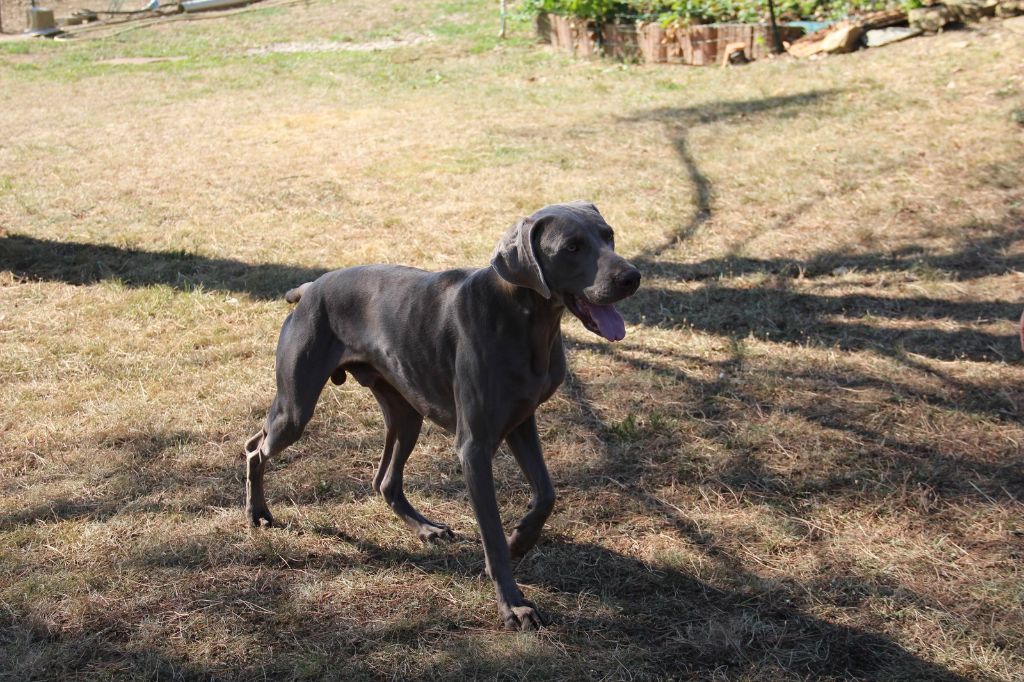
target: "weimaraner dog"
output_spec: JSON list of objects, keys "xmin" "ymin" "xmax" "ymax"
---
[{"xmin": 244, "ymin": 201, "xmax": 641, "ymax": 629}]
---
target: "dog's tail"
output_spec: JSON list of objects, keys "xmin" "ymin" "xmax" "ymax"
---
[{"xmin": 284, "ymin": 282, "xmax": 312, "ymax": 304}]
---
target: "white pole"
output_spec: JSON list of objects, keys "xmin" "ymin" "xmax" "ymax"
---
[{"xmin": 499, "ymin": 0, "xmax": 506, "ymax": 38}]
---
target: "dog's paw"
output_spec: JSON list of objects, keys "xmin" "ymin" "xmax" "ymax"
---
[
  {"xmin": 418, "ymin": 523, "xmax": 455, "ymax": 543},
  {"xmin": 500, "ymin": 599, "xmax": 547, "ymax": 632},
  {"xmin": 246, "ymin": 506, "xmax": 274, "ymax": 528}
]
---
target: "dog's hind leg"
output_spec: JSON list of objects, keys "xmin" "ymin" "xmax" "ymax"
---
[
  {"xmin": 371, "ymin": 384, "xmax": 454, "ymax": 543},
  {"xmin": 245, "ymin": 314, "xmax": 342, "ymax": 528},
  {"xmin": 244, "ymin": 428, "xmax": 274, "ymax": 527}
]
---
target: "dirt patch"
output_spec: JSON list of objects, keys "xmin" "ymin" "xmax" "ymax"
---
[
  {"xmin": 245, "ymin": 33, "xmax": 434, "ymax": 56},
  {"xmin": 0, "ymin": 50, "xmax": 49, "ymax": 64},
  {"xmin": 94, "ymin": 56, "xmax": 188, "ymax": 65}
]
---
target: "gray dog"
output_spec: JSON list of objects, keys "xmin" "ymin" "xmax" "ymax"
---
[{"xmin": 244, "ymin": 201, "xmax": 641, "ymax": 629}]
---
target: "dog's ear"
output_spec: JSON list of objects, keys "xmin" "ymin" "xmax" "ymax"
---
[{"xmin": 490, "ymin": 215, "xmax": 551, "ymax": 299}]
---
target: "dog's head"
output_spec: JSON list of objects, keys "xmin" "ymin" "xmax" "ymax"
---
[{"xmin": 491, "ymin": 201, "xmax": 641, "ymax": 342}]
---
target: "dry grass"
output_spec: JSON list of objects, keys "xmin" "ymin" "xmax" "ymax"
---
[{"xmin": 2, "ymin": 2, "xmax": 1024, "ymax": 679}]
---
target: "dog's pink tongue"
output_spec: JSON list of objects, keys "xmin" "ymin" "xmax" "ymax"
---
[{"xmin": 590, "ymin": 303, "xmax": 626, "ymax": 342}]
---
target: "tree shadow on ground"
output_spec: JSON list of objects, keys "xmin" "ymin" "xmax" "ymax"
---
[
  {"xmin": 0, "ymin": 425, "xmax": 376, "ymax": 531},
  {"xmin": 619, "ymin": 91, "xmax": 1023, "ymax": 364},
  {"xmin": 118, "ymin": 520, "xmax": 970, "ymax": 680},
  {"xmin": 2, "ymin": 88, "xmax": 1018, "ymax": 680},
  {"xmin": 560, "ymin": 333, "xmax": 1023, "ymax": 532},
  {"xmin": 303, "ymin": 529, "xmax": 968, "ymax": 680},
  {"xmin": 0, "ymin": 498, "xmax": 979, "ymax": 680},
  {"xmin": 0, "ymin": 418, "xmax": 979, "ymax": 679},
  {"xmin": 617, "ymin": 217, "xmax": 1024, "ymax": 363},
  {"xmin": 0, "ymin": 234, "xmax": 328, "ymax": 300},
  {"xmin": 587, "ymin": 89, "xmax": 1023, "ymax": 505},
  {"xmin": 0, "ymin": 430, "xmax": 223, "ymax": 530},
  {"xmin": 620, "ymin": 89, "xmax": 844, "ymax": 256},
  {"xmin": 524, "ymin": 537, "xmax": 965, "ymax": 680}
]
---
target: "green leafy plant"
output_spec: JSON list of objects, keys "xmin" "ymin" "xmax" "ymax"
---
[
  {"xmin": 563, "ymin": 0, "xmax": 629, "ymax": 19},
  {"xmin": 523, "ymin": 0, "xmax": 913, "ymax": 23},
  {"xmin": 520, "ymin": 0, "xmax": 643, "ymax": 20}
]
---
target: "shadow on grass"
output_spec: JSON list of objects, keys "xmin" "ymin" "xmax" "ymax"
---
[
  {"xmin": 0, "ymin": 517, "xmax": 975, "ymax": 680},
  {"xmin": 621, "ymin": 90, "xmax": 1023, "ymax": 363},
  {"xmin": 621, "ymin": 219, "xmax": 1024, "ymax": 363},
  {"xmin": 522, "ymin": 537, "xmax": 966, "ymax": 680},
  {"xmin": 620, "ymin": 271, "xmax": 1021, "ymax": 363},
  {"xmin": 0, "ymin": 430, "xmax": 225, "ymax": 530},
  {"xmin": 110, "ymin": 524, "xmax": 971, "ymax": 679},
  {"xmin": 0, "ymin": 607, "xmax": 384, "ymax": 681},
  {"xmin": 563, "ymin": 334, "xmax": 1023, "ymax": 510},
  {"xmin": 0, "ymin": 234, "xmax": 328, "ymax": 300},
  {"xmin": 2, "ymin": 88, "xmax": 1019, "ymax": 680},
  {"xmin": 0, "ymin": 426, "xmax": 375, "ymax": 531},
  {"xmin": 635, "ymin": 224, "xmax": 1024, "ymax": 283},
  {"xmin": 293, "ymin": 529, "xmax": 969, "ymax": 680},
  {"xmin": 621, "ymin": 89, "xmax": 844, "ymax": 255},
  {"xmin": 0, "ymin": 421, "xmax": 980, "ymax": 679}
]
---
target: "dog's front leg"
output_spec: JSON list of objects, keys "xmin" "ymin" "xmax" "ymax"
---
[
  {"xmin": 458, "ymin": 435, "xmax": 546, "ymax": 631},
  {"xmin": 505, "ymin": 414, "xmax": 556, "ymax": 558}
]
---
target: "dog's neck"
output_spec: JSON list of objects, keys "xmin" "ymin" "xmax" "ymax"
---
[{"xmin": 486, "ymin": 265, "xmax": 565, "ymax": 361}]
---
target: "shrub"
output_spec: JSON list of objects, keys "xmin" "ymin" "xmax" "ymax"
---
[{"xmin": 520, "ymin": 0, "xmax": 918, "ymax": 23}]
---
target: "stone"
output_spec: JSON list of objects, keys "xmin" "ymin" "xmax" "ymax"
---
[
  {"xmin": 998, "ymin": 0, "xmax": 1024, "ymax": 17},
  {"xmin": 945, "ymin": 0, "xmax": 998, "ymax": 22},
  {"xmin": 909, "ymin": 5, "xmax": 953, "ymax": 31},
  {"xmin": 863, "ymin": 26, "xmax": 923, "ymax": 46},
  {"xmin": 821, "ymin": 23, "xmax": 862, "ymax": 53}
]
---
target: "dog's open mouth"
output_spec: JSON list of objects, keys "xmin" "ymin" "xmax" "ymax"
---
[{"xmin": 565, "ymin": 294, "xmax": 626, "ymax": 342}]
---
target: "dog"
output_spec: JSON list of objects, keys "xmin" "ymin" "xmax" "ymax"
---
[{"xmin": 244, "ymin": 201, "xmax": 641, "ymax": 629}]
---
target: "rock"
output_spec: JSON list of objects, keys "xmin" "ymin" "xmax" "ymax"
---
[
  {"xmin": 945, "ymin": 0, "xmax": 999, "ymax": 21},
  {"xmin": 863, "ymin": 26, "xmax": 923, "ymax": 46},
  {"xmin": 787, "ymin": 16, "xmax": 875, "ymax": 58},
  {"xmin": 999, "ymin": 1, "xmax": 1024, "ymax": 17},
  {"xmin": 910, "ymin": 5, "xmax": 953, "ymax": 32},
  {"xmin": 821, "ymin": 23, "xmax": 862, "ymax": 53}
]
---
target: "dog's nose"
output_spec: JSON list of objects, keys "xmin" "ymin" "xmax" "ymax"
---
[{"xmin": 615, "ymin": 268, "xmax": 641, "ymax": 292}]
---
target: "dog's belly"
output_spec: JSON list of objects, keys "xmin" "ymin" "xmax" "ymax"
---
[
  {"xmin": 338, "ymin": 358, "xmax": 561, "ymax": 438},
  {"xmin": 339, "ymin": 359, "xmax": 458, "ymax": 432}
]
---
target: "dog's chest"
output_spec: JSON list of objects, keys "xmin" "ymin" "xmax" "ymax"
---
[{"xmin": 537, "ymin": 343, "xmax": 567, "ymax": 404}]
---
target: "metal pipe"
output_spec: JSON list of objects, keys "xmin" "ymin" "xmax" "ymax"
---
[{"xmin": 181, "ymin": 0, "xmax": 250, "ymax": 12}]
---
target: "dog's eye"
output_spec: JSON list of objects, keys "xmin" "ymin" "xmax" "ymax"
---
[{"xmin": 566, "ymin": 241, "xmax": 581, "ymax": 253}]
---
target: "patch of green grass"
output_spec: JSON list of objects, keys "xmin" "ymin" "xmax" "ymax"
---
[{"xmin": 610, "ymin": 410, "xmax": 670, "ymax": 443}]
